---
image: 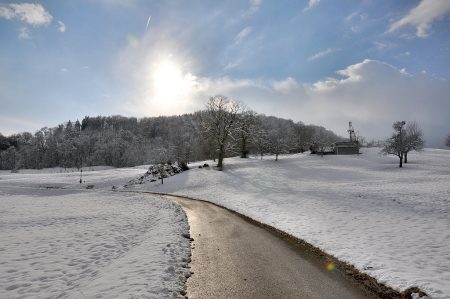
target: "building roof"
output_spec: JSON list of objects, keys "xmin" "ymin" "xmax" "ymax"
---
[{"xmin": 334, "ymin": 141, "xmax": 358, "ymax": 147}]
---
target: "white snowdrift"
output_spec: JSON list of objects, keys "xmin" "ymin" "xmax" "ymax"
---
[
  {"xmin": 138, "ymin": 148, "xmax": 450, "ymax": 298},
  {"xmin": 0, "ymin": 189, "xmax": 191, "ymax": 298}
]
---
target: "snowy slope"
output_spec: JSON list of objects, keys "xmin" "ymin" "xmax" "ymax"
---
[
  {"xmin": 137, "ymin": 148, "xmax": 450, "ymax": 298},
  {"xmin": 0, "ymin": 179, "xmax": 191, "ymax": 297}
]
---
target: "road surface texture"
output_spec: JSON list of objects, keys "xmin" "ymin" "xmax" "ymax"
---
[{"xmin": 164, "ymin": 194, "xmax": 377, "ymax": 299}]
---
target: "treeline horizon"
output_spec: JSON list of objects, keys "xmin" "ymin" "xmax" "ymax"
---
[{"xmin": 0, "ymin": 109, "xmax": 342, "ymax": 170}]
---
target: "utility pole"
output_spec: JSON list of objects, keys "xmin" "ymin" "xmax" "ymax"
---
[{"xmin": 398, "ymin": 121, "xmax": 406, "ymax": 168}]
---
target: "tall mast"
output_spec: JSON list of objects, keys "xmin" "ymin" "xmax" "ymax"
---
[{"xmin": 348, "ymin": 121, "xmax": 356, "ymax": 142}]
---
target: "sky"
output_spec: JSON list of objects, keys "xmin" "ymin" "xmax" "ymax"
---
[{"xmin": 1, "ymin": 0, "xmax": 449, "ymax": 147}]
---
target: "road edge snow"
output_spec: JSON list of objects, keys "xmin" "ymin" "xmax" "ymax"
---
[{"xmin": 116, "ymin": 190, "xmax": 193, "ymax": 298}]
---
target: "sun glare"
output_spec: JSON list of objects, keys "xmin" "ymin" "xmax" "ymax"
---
[{"xmin": 149, "ymin": 58, "xmax": 197, "ymax": 110}]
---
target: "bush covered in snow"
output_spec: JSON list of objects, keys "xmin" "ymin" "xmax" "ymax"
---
[{"xmin": 124, "ymin": 162, "xmax": 186, "ymax": 187}]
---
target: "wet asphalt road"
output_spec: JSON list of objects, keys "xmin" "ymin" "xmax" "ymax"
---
[{"xmin": 165, "ymin": 195, "xmax": 374, "ymax": 299}]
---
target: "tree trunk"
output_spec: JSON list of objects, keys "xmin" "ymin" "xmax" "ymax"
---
[
  {"xmin": 399, "ymin": 153, "xmax": 403, "ymax": 168},
  {"xmin": 404, "ymin": 151, "xmax": 408, "ymax": 163},
  {"xmin": 240, "ymin": 137, "xmax": 248, "ymax": 158},
  {"xmin": 275, "ymin": 153, "xmax": 278, "ymax": 161},
  {"xmin": 217, "ymin": 146, "xmax": 224, "ymax": 170},
  {"xmin": 12, "ymin": 151, "xmax": 16, "ymax": 170}
]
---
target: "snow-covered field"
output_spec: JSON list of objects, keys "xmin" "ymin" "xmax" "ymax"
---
[
  {"xmin": 135, "ymin": 148, "xmax": 450, "ymax": 298},
  {"xmin": 1, "ymin": 148, "xmax": 449, "ymax": 298},
  {"xmin": 0, "ymin": 170, "xmax": 191, "ymax": 298}
]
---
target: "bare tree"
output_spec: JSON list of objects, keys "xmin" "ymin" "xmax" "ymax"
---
[
  {"xmin": 1, "ymin": 106, "xmax": 349, "ymax": 171},
  {"xmin": 382, "ymin": 121, "xmax": 407, "ymax": 168},
  {"xmin": 310, "ymin": 126, "xmax": 335, "ymax": 156},
  {"xmin": 1, "ymin": 146, "xmax": 17, "ymax": 171},
  {"xmin": 268, "ymin": 129, "xmax": 289, "ymax": 161},
  {"xmin": 157, "ymin": 164, "xmax": 168, "ymax": 184},
  {"xmin": 446, "ymin": 134, "xmax": 450, "ymax": 148},
  {"xmin": 201, "ymin": 95, "xmax": 242, "ymax": 170},
  {"xmin": 254, "ymin": 128, "xmax": 269, "ymax": 159},
  {"xmin": 237, "ymin": 110, "xmax": 258, "ymax": 158},
  {"xmin": 292, "ymin": 122, "xmax": 314, "ymax": 153},
  {"xmin": 403, "ymin": 121, "xmax": 424, "ymax": 163}
]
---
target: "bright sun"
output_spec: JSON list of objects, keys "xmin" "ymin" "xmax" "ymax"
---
[{"xmin": 150, "ymin": 58, "xmax": 196, "ymax": 109}]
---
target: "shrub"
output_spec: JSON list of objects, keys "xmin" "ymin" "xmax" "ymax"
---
[{"xmin": 180, "ymin": 161, "xmax": 189, "ymax": 171}]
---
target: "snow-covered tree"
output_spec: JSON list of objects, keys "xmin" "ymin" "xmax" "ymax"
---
[
  {"xmin": 1, "ymin": 146, "xmax": 18, "ymax": 171},
  {"xmin": 403, "ymin": 121, "xmax": 424, "ymax": 163},
  {"xmin": 292, "ymin": 122, "xmax": 314, "ymax": 153},
  {"xmin": 237, "ymin": 110, "xmax": 258, "ymax": 158},
  {"xmin": 268, "ymin": 129, "xmax": 289, "ymax": 161},
  {"xmin": 254, "ymin": 128, "xmax": 269, "ymax": 159},
  {"xmin": 310, "ymin": 126, "xmax": 337, "ymax": 156},
  {"xmin": 0, "ymin": 133, "xmax": 10, "ymax": 151},
  {"xmin": 201, "ymin": 95, "xmax": 242, "ymax": 170},
  {"xmin": 382, "ymin": 121, "xmax": 407, "ymax": 168},
  {"xmin": 0, "ymin": 109, "xmax": 344, "ymax": 170},
  {"xmin": 157, "ymin": 164, "xmax": 168, "ymax": 184}
]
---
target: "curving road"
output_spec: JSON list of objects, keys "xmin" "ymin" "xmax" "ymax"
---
[{"xmin": 164, "ymin": 195, "xmax": 376, "ymax": 299}]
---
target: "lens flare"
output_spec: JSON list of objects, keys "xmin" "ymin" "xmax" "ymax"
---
[
  {"xmin": 127, "ymin": 34, "xmax": 139, "ymax": 48},
  {"xmin": 326, "ymin": 261, "xmax": 334, "ymax": 271}
]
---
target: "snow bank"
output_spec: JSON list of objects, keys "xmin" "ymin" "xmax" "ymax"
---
[
  {"xmin": 0, "ymin": 190, "xmax": 191, "ymax": 298},
  {"xmin": 124, "ymin": 162, "xmax": 186, "ymax": 187},
  {"xmin": 138, "ymin": 148, "xmax": 450, "ymax": 298}
]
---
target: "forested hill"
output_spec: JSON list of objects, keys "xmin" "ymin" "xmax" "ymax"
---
[{"xmin": 0, "ymin": 112, "xmax": 341, "ymax": 170}]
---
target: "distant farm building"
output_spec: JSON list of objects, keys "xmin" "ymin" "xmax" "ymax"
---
[
  {"xmin": 333, "ymin": 121, "xmax": 360, "ymax": 155},
  {"xmin": 333, "ymin": 141, "xmax": 359, "ymax": 155},
  {"xmin": 310, "ymin": 121, "xmax": 360, "ymax": 155}
]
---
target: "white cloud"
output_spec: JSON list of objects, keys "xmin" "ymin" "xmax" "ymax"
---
[
  {"xmin": 58, "ymin": 21, "xmax": 66, "ymax": 33},
  {"xmin": 18, "ymin": 27, "xmax": 30, "ymax": 39},
  {"xmin": 272, "ymin": 77, "xmax": 300, "ymax": 94},
  {"xmin": 235, "ymin": 26, "xmax": 252, "ymax": 44},
  {"xmin": 247, "ymin": 0, "xmax": 262, "ymax": 15},
  {"xmin": 303, "ymin": 0, "xmax": 320, "ymax": 12},
  {"xmin": 345, "ymin": 12, "xmax": 368, "ymax": 33},
  {"xmin": 224, "ymin": 60, "xmax": 242, "ymax": 71},
  {"xmin": 399, "ymin": 51, "xmax": 411, "ymax": 58},
  {"xmin": 345, "ymin": 12, "xmax": 367, "ymax": 23},
  {"xmin": 0, "ymin": 3, "xmax": 53, "ymax": 26},
  {"xmin": 308, "ymin": 48, "xmax": 340, "ymax": 62},
  {"xmin": 0, "ymin": 6, "xmax": 15, "ymax": 19},
  {"xmin": 373, "ymin": 41, "xmax": 397, "ymax": 51},
  {"xmin": 304, "ymin": 60, "xmax": 450, "ymax": 146},
  {"xmin": 116, "ymin": 29, "xmax": 267, "ymax": 116},
  {"xmin": 388, "ymin": 0, "xmax": 450, "ymax": 38},
  {"xmin": 116, "ymin": 26, "xmax": 450, "ymax": 147},
  {"xmin": 144, "ymin": 58, "xmax": 450, "ymax": 146},
  {"xmin": 60, "ymin": 68, "xmax": 68, "ymax": 73}
]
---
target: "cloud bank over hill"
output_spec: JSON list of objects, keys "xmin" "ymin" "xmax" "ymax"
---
[{"xmin": 118, "ymin": 30, "xmax": 449, "ymax": 147}]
